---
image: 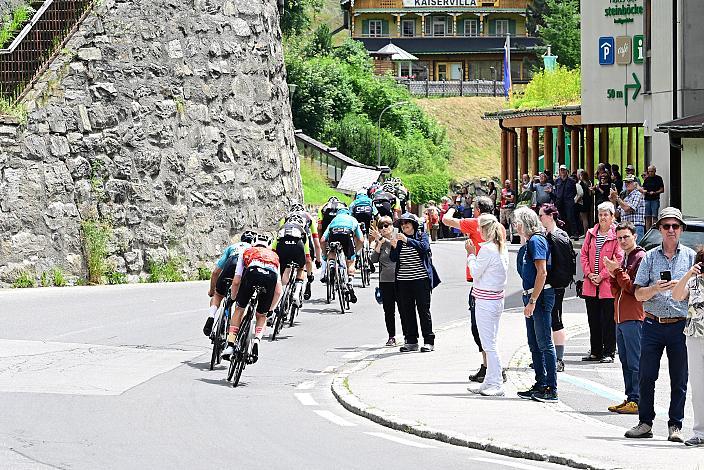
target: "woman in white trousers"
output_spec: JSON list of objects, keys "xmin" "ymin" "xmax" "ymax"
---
[{"xmin": 465, "ymin": 214, "xmax": 509, "ymax": 396}]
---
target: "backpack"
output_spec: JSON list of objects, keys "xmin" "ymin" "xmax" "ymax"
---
[{"xmin": 532, "ymin": 231, "xmax": 576, "ymax": 289}]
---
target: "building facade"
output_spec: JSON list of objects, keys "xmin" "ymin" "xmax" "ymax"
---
[{"xmin": 340, "ymin": 0, "xmax": 540, "ymax": 82}]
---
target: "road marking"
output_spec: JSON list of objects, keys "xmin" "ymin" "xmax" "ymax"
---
[
  {"xmin": 296, "ymin": 380, "xmax": 316, "ymax": 390},
  {"xmin": 560, "ymin": 373, "xmax": 668, "ymax": 415},
  {"xmin": 470, "ymin": 457, "xmax": 549, "ymax": 470},
  {"xmin": 342, "ymin": 351, "xmax": 365, "ymax": 359},
  {"xmin": 313, "ymin": 410, "xmax": 357, "ymax": 427},
  {"xmin": 316, "ymin": 365, "xmax": 338, "ymax": 375},
  {"xmin": 294, "ymin": 393, "xmax": 319, "ymax": 406},
  {"xmin": 364, "ymin": 432, "xmax": 435, "ymax": 448}
]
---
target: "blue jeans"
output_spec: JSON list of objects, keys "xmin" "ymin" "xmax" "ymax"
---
[
  {"xmin": 616, "ymin": 320, "xmax": 642, "ymax": 403},
  {"xmin": 638, "ymin": 317, "xmax": 688, "ymax": 428},
  {"xmin": 645, "ymin": 199, "xmax": 660, "ymax": 218},
  {"xmin": 635, "ymin": 225, "xmax": 645, "ymax": 243},
  {"xmin": 524, "ymin": 288, "xmax": 557, "ymax": 390}
]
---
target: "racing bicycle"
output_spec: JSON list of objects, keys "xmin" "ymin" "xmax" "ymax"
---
[
  {"xmin": 227, "ymin": 286, "xmax": 264, "ymax": 387},
  {"xmin": 326, "ymin": 241, "xmax": 349, "ymax": 314},
  {"xmin": 209, "ymin": 283, "xmax": 232, "ymax": 370},
  {"xmin": 270, "ymin": 262, "xmax": 300, "ymax": 341}
]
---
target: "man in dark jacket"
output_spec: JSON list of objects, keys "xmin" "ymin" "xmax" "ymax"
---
[
  {"xmin": 555, "ymin": 164, "xmax": 578, "ymax": 238},
  {"xmin": 603, "ymin": 222, "xmax": 646, "ymax": 416}
]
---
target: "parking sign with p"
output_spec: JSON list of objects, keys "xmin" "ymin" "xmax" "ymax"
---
[{"xmin": 599, "ymin": 36, "xmax": 615, "ymax": 65}]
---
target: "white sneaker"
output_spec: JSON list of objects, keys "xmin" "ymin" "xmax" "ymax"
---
[
  {"xmin": 479, "ymin": 386, "xmax": 506, "ymax": 397},
  {"xmin": 467, "ymin": 384, "xmax": 483, "ymax": 394},
  {"xmin": 221, "ymin": 345, "xmax": 234, "ymax": 361}
]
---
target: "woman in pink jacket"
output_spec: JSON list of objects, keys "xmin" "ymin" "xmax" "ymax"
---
[{"xmin": 580, "ymin": 201, "xmax": 624, "ymax": 363}]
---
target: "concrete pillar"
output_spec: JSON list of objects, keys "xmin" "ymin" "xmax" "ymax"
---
[
  {"xmin": 520, "ymin": 127, "xmax": 528, "ymax": 178},
  {"xmin": 556, "ymin": 125, "xmax": 565, "ymax": 167},
  {"xmin": 544, "ymin": 126, "xmax": 554, "ymax": 175},
  {"xmin": 586, "ymin": 124, "xmax": 595, "ymax": 178},
  {"xmin": 531, "ymin": 126, "xmax": 540, "ymax": 176},
  {"xmin": 570, "ymin": 129, "xmax": 580, "ymax": 174}
]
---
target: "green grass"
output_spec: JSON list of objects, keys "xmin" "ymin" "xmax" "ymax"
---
[
  {"xmin": 147, "ymin": 257, "xmax": 185, "ymax": 283},
  {"xmin": 300, "ymin": 158, "xmax": 351, "ymax": 207},
  {"xmin": 0, "ymin": 3, "xmax": 34, "ymax": 49},
  {"xmin": 12, "ymin": 271, "xmax": 35, "ymax": 288}
]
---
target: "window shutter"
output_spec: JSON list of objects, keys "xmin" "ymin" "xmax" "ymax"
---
[
  {"xmin": 447, "ymin": 16, "xmax": 453, "ymax": 35},
  {"xmin": 382, "ymin": 19, "xmax": 389, "ymax": 35},
  {"xmin": 362, "ymin": 20, "xmax": 370, "ymax": 36},
  {"xmin": 424, "ymin": 17, "xmax": 431, "ymax": 36},
  {"xmin": 509, "ymin": 19, "xmax": 516, "ymax": 36},
  {"xmin": 488, "ymin": 19, "xmax": 496, "ymax": 36},
  {"xmin": 457, "ymin": 19, "xmax": 464, "ymax": 35}
]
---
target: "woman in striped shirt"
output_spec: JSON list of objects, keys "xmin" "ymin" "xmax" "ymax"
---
[
  {"xmin": 390, "ymin": 213, "xmax": 441, "ymax": 353},
  {"xmin": 465, "ymin": 214, "xmax": 509, "ymax": 396}
]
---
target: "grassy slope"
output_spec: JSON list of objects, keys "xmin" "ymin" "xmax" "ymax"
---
[
  {"xmin": 300, "ymin": 158, "xmax": 351, "ymax": 207},
  {"xmin": 415, "ymin": 97, "xmax": 506, "ymax": 181}
]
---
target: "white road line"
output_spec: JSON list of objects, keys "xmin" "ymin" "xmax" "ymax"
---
[
  {"xmin": 294, "ymin": 393, "xmax": 319, "ymax": 406},
  {"xmin": 470, "ymin": 457, "xmax": 549, "ymax": 470},
  {"xmin": 296, "ymin": 380, "xmax": 316, "ymax": 390},
  {"xmin": 364, "ymin": 432, "xmax": 435, "ymax": 448},
  {"xmin": 316, "ymin": 365, "xmax": 338, "ymax": 375},
  {"xmin": 313, "ymin": 410, "xmax": 357, "ymax": 427},
  {"xmin": 342, "ymin": 351, "xmax": 366, "ymax": 359}
]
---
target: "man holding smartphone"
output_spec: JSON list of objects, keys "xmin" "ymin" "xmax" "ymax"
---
[{"xmin": 625, "ymin": 207, "xmax": 696, "ymax": 442}]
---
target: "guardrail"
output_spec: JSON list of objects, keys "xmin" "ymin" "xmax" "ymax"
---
[
  {"xmin": 402, "ymin": 79, "xmax": 505, "ymax": 97},
  {"xmin": 0, "ymin": 0, "xmax": 94, "ymax": 102}
]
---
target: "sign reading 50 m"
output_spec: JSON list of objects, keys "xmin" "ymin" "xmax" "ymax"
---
[{"xmin": 403, "ymin": 0, "xmax": 478, "ymax": 6}]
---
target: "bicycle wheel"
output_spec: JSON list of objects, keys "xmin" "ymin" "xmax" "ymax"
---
[
  {"xmin": 336, "ymin": 264, "xmax": 346, "ymax": 314},
  {"xmin": 232, "ymin": 317, "xmax": 250, "ymax": 387},
  {"xmin": 289, "ymin": 304, "xmax": 297, "ymax": 327},
  {"xmin": 217, "ymin": 313, "xmax": 230, "ymax": 366},
  {"xmin": 326, "ymin": 263, "xmax": 335, "ymax": 303}
]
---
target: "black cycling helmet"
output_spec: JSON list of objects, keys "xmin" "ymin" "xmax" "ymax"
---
[
  {"xmin": 240, "ymin": 230, "xmax": 257, "ymax": 244},
  {"xmin": 290, "ymin": 202, "xmax": 305, "ymax": 213},
  {"xmin": 396, "ymin": 212, "xmax": 419, "ymax": 230},
  {"xmin": 327, "ymin": 196, "xmax": 339, "ymax": 203}
]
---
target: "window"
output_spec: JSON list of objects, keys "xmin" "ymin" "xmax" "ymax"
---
[
  {"xmin": 437, "ymin": 63, "xmax": 447, "ymax": 80},
  {"xmin": 369, "ymin": 19, "xmax": 383, "ymax": 37},
  {"xmin": 402, "ymin": 19, "xmax": 415, "ymax": 37},
  {"xmin": 495, "ymin": 19, "xmax": 509, "ymax": 36},
  {"xmin": 432, "ymin": 16, "xmax": 447, "ymax": 36},
  {"xmin": 464, "ymin": 19, "xmax": 478, "ymax": 36}
]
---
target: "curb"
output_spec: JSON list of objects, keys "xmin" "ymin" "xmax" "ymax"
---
[{"xmin": 330, "ymin": 335, "xmax": 614, "ymax": 470}]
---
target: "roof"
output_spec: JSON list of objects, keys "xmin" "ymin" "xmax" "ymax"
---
[
  {"xmin": 655, "ymin": 113, "xmax": 704, "ymax": 136},
  {"xmin": 376, "ymin": 43, "xmax": 418, "ymax": 61},
  {"xmin": 337, "ymin": 167, "xmax": 383, "ymax": 194},
  {"xmin": 483, "ymin": 105, "xmax": 582, "ymax": 120},
  {"xmin": 356, "ymin": 36, "xmax": 541, "ymax": 55}
]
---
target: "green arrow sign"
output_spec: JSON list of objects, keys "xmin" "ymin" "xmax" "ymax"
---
[{"xmin": 624, "ymin": 72, "xmax": 641, "ymax": 107}]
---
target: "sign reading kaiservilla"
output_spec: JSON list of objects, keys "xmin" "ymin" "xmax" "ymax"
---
[{"xmin": 402, "ymin": 0, "xmax": 478, "ymax": 7}]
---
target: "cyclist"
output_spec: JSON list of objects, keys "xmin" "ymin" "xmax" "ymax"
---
[
  {"xmin": 395, "ymin": 181, "xmax": 411, "ymax": 213},
  {"xmin": 272, "ymin": 213, "xmax": 309, "ymax": 310},
  {"xmin": 221, "ymin": 233, "xmax": 282, "ymax": 363},
  {"xmin": 349, "ymin": 189, "xmax": 377, "ymax": 238},
  {"xmin": 367, "ymin": 182, "xmax": 382, "ymax": 198},
  {"xmin": 318, "ymin": 196, "xmax": 348, "ymax": 238},
  {"xmin": 203, "ymin": 230, "xmax": 256, "ymax": 336},
  {"xmin": 372, "ymin": 183, "xmax": 400, "ymax": 220},
  {"xmin": 320, "ymin": 207, "xmax": 364, "ymax": 304},
  {"xmin": 282, "ymin": 202, "xmax": 322, "ymax": 300}
]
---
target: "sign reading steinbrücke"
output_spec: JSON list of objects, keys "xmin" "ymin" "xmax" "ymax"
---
[{"xmin": 402, "ymin": 0, "xmax": 478, "ymax": 7}]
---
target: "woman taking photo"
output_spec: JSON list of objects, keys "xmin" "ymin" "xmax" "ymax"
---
[
  {"xmin": 370, "ymin": 216, "xmax": 399, "ymax": 347},
  {"xmin": 390, "ymin": 213, "xmax": 441, "ymax": 353},
  {"xmin": 465, "ymin": 214, "xmax": 509, "ymax": 396},
  {"xmin": 580, "ymin": 201, "xmax": 623, "ymax": 363}
]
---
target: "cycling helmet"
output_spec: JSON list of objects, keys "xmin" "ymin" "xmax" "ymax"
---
[
  {"xmin": 287, "ymin": 214, "xmax": 306, "ymax": 227},
  {"xmin": 355, "ymin": 190, "xmax": 367, "ymax": 199},
  {"xmin": 337, "ymin": 207, "xmax": 351, "ymax": 216},
  {"xmin": 396, "ymin": 212, "xmax": 419, "ymax": 230},
  {"xmin": 253, "ymin": 233, "xmax": 272, "ymax": 247},
  {"xmin": 289, "ymin": 202, "xmax": 305, "ymax": 213},
  {"xmin": 327, "ymin": 196, "xmax": 339, "ymax": 204},
  {"xmin": 382, "ymin": 183, "xmax": 394, "ymax": 193},
  {"xmin": 240, "ymin": 230, "xmax": 257, "ymax": 244}
]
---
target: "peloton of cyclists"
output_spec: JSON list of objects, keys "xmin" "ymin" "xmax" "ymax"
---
[
  {"xmin": 203, "ymin": 230, "xmax": 257, "ymax": 337},
  {"xmin": 320, "ymin": 207, "xmax": 365, "ymax": 304},
  {"xmin": 221, "ymin": 233, "xmax": 283, "ymax": 363}
]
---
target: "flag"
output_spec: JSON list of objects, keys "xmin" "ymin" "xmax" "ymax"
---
[{"xmin": 503, "ymin": 34, "xmax": 512, "ymax": 99}]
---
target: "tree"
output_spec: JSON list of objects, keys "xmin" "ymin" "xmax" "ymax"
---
[
  {"xmin": 280, "ymin": 0, "xmax": 323, "ymax": 37},
  {"xmin": 538, "ymin": 0, "xmax": 581, "ymax": 69},
  {"xmin": 526, "ymin": 0, "xmax": 548, "ymax": 36}
]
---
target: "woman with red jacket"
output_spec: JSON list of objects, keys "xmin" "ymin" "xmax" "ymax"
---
[
  {"xmin": 580, "ymin": 201, "xmax": 624, "ymax": 363},
  {"xmin": 603, "ymin": 221, "xmax": 646, "ymax": 415}
]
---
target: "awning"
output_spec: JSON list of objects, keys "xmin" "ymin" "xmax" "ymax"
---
[
  {"xmin": 336, "ymin": 167, "xmax": 383, "ymax": 195},
  {"xmin": 376, "ymin": 43, "xmax": 418, "ymax": 61},
  {"xmin": 655, "ymin": 113, "xmax": 704, "ymax": 137}
]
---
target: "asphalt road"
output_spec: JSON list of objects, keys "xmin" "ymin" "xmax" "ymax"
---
[{"xmin": 0, "ymin": 240, "xmax": 578, "ymax": 470}]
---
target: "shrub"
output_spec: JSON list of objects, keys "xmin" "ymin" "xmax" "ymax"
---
[
  {"xmin": 81, "ymin": 219, "xmax": 111, "ymax": 284},
  {"xmin": 51, "ymin": 268, "xmax": 67, "ymax": 287},
  {"xmin": 147, "ymin": 257, "xmax": 185, "ymax": 283},
  {"xmin": 197, "ymin": 267, "xmax": 212, "ymax": 281},
  {"xmin": 40, "ymin": 271, "xmax": 50, "ymax": 287},
  {"xmin": 13, "ymin": 271, "xmax": 35, "ymax": 288},
  {"xmin": 0, "ymin": 3, "xmax": 35, "ymax": 49},
  {"xmin": 105, "ymin": 271, "xmax": 128, "ymax": 285},
  {"xmin": 511, "ymin": 66, "xmax": 581, "ymax": 109}
]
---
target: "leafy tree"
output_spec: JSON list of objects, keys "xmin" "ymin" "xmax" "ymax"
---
[
  {"xmin": 280, "ymin": 0, "xmax": 323, "ymax": 37},
  {"xmin": 510, "ymin": 65, "xmax": 581, "ymax": 109},
  {"xmin": 526, "ymin": 0, "xmax": 548, "ymax": 36},
  {"xmin": 538, "ymin": 0, "xmax": 581, "ymax": 69},
  {"xmin": 304, "ymin": 24, "xmax": 333, "ymax": 57}
]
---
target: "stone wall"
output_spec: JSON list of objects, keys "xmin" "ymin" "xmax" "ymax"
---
[{"xmin": 0, "ymin": 0, "xmax": 302, "ymax": 284}]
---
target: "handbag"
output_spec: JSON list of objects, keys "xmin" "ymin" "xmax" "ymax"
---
[{"xmin": 575, "ymin": 280, "xmax": 584, "ymax": 299}]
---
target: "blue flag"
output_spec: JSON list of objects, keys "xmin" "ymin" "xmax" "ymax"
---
[{"xmin": 503, "ymin": 35, "xmax": 512, "ymax": 99}]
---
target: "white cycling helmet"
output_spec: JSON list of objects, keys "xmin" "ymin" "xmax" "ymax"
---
[{"xmin": 253, "ymin": 233, "xmax": 271, "ymax": 247}]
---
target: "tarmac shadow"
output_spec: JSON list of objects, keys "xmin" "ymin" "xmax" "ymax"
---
[{"xmin": 584, "ymin": 435, "xmax": 684, "ymax": 449}]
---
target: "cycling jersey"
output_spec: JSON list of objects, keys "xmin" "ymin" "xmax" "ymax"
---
[
  {"xmin": 272, "ymin": 222, "xmax": 309, "ymax": 251},
  {"xmin": 322, "ymin": 214, "xmax": 363, "ymax": 242},
  {"xmin": 350, "ymin": 196, "xmax": 376, "ymax": 235},
  {"xmin": 372, "ymin": 191, "xmax": 399, "ymax": 218},
  {"xmin": 216, "ymin": 242, "xmax": 250, "ymax": 270},
  {"xmin": 319, "ymin": 201, "xmax": 347, "ymax": 234},
  {"xmin": 279, "ymin": 211, "xmax": 318, "ymax": 239},
  {"xmin": 236, "ymin": 246, "xmax": 280, "ymax": 277}
]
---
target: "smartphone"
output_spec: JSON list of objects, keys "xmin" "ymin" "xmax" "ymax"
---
[
  {"xmin": 611, "ymin": 183, "xmax": 617, "ymax": 191},
  {"xmin": 660, "ymin": 271, "xmax": 672, "ymax": 282}
]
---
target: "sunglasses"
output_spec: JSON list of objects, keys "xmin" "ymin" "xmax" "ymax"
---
[
  {"xmin": 660, "ymin": 223, "xmax": 681, "ymax": 231},
  {"xmin": 379, "ymin": 223, "xmax": 391, "ymax": 228}
]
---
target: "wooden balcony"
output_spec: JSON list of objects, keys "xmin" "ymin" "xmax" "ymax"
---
[{"xmin": 351, "ymin": 0, "xmax": 529, "ymax": 9}]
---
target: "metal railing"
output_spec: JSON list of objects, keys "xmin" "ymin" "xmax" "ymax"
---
[
  {"xmin": 0, "ymin": 0, "xmax": 94, "ymax": 102},
  {"xmin": 403, "ymin": 79, "xmax": 505, "ymax": 97}
]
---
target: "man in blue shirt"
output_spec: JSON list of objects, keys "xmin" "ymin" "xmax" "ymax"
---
[
  {"xmin": 514, "ymin": 206, "xmax": 558, "ymax": 403},
  {"xmin": 625, "ymin": 207, "xmax": 696, "ymax": 442}
]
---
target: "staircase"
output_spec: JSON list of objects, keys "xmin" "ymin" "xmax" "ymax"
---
[{"xmin": 0, "ymin": 0, "xmax": 94, "ymax": 103}]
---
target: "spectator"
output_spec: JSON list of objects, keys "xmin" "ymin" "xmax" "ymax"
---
[
  {"xmin": 555, "ymin": 164, "xmax": 578, "ymax": 238},
  {"xmin": 672, "ymin": 246, "xmax": 704, "ymax": 447},
  {"xmin": 390, "ymin": 213, "xmax": 441, "ymax": 353},
  {"xmin": 594, "ymin": 172, "xmax": 612, "ymax": 209},
  {"xmin": 533, "ymin": 173, "xmax": 554, "ymax": 210},
  {"xmin": 610, "ymin": 175, "xmax": 646, "ymax": 241},
  {"xmin": 439, "ymin": 197, "xmax": 451, "ymax": 239},
  {"xmin": 539, "ymin": 204, "xmax": 570, "ymax": 372},
  {"xmin": 626, "ymin": 207, "xmax": 695, "ymax": 441},
  {"xmin": 580, "ymin": 201, "xmax": 623, "ymax": 363},
  {"xmin": 424, "ymin": 201, "xmax": 440, "ymax": 242},
  {"xmin": 612, "ymin": 164, "xmax": 623, "ymax": 194},
  {"xmin": 543, "ymin": 169, "xmax": 554, "ymax": 185},
  {"xmin": 639, "ymin": 165, "xmax": 665, "ymax": 231},
  {"xmin": 577, "ymin": 170, "xmax": 594, "ymax": 236},
  {"xmin": 465, "ymin": 214, "xmax": 509, "ymax": 397},
  {"xmin": 370, "ymin": 216, "xmax": 399, "ymax": 347},
  {"xmin": 500, "ymin": 180, "xmax": 516, "ymax": 242},
  {"xmin": 521, "ymin": 174, "xmax": 532, "ymax": 192},
  {"xmin": 603, "ymin": 222, "xmax": 646, "ymax": 415},
  {"xmin": 487, "ymin": 181, "xmax": 498, "ymax": 215},
  {"xmin": 625, "ymin": 164, "xmax": 641, "ymax": 185},
  {"xmin": 443, "ymin": 196, "xmax": 502, "ymax": 383},
  {"xmin": 514, "ymin": 207, "xmax": 559, "ymax": 403}
]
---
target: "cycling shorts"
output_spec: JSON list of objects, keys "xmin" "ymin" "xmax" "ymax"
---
[
  {"xmin": 374, "ymin": 201, "xmax": 393, "ymax": 218},
  {"xmin": 275, "ymin": 236, "xmax": 307, "ymax": 275},
  {"xmin": 215, "ymin": 255, "xmax": 239, "ymax": 297},
  {"xmin": 235, "ymin": 266, "xmax": 278, "ymax": 314},
  {"xmin": 353, "ymin": 212, "xmax": 373, "ymax": 236},
  {"xmin": 328, "ymin": 228, "xmax": 356, "ymax": 260}
]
